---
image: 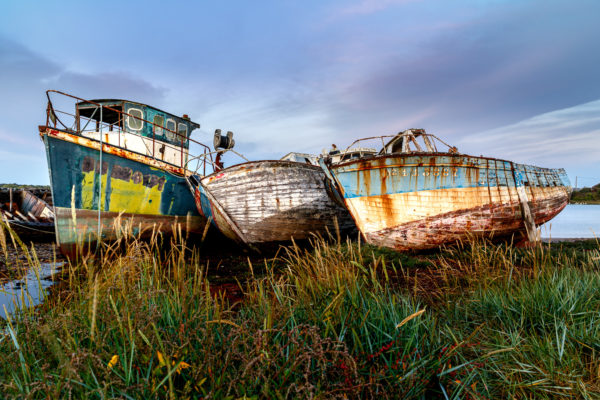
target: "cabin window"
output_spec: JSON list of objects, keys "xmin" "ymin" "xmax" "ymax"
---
[
  {"xmin": 153, "ymin": 115, "xmax": 164, "ymax": 136},
  {"xmin": 127, "ymin": 108, "xmax": 144, "ymax": 131},
  {"xmin": 165, "ymin": 119, "xmax": 176, "ymax": 141},
  {"xmin": 177, "ymin": 123, "xmax": 188, "ymax": 143},
  {"xmin": 77, "ymin": 104, "xmax": 123, "ymax": 132}
]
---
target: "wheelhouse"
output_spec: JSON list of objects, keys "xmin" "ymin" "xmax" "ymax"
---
[
  {"xmin": 76, "ymin": 99, "xmax": 199, "ymax": 149},
  {"xmin": 43, "ymin": 90, "xmax": 206, "ymax": 170}
]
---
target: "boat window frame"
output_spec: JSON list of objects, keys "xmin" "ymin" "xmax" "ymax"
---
[
  {"xmin": 153, "ymin": 114, "xmax": 164, "ymax": 136},
  {"xmin": 127, "ymin": 107, "xmax": 144, "ymax": 131},
  {"xmin": 166, "ymin": 118, "xmax": 176, "ymax": 141},
  {"xmin": 177, "ymin": 123, "xmax": 188, "ymax": 143}
]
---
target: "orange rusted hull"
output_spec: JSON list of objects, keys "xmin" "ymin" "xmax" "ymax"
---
[{"xmin": 327, "ymin": 153, "xmax": 571, "ymax": 251}]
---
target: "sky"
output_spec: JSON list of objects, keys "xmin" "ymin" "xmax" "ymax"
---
[{"xmin": 0, "ymin": 0, "xmax": 598, "ymax": 186}]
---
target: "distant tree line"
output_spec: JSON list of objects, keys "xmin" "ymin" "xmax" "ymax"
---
[
  {"xmin": 571, "ymin": 183, "xmax": 600, "ymax": 204},
  {"xmin": 0, "ymin": 183, "xmax": 51, "ymax": 190}
]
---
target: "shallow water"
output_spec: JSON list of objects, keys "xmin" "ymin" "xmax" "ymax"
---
[
  {"xmin": 540, "ymin": 204, "xmax": 600, "ymax": 239},
  {"xmin": 0, "ymin": 262, "xmax": 63, "ymax": 319}
]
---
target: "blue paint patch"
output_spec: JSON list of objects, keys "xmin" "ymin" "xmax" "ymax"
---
[
  {"xmin": 193, "ymin": 179, "xmax": 214, "ymax": 221},
  {"xmin": 44, "ymin": 134, "xmax": 200, "ymax": 217},
  {"xmin": 333, "ymin": 154, "xmax": 569, "ymax": 199}
]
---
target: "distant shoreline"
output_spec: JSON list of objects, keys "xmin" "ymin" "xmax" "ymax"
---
[{"xmin": 541, "ymin": 237, "xmax": 597, "ymax": 243}]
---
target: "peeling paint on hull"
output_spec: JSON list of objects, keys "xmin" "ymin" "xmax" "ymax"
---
[
  {"xmin": 329, "ymin": 153, "xmax": 571, "ymax": 251},
  {"xmin": 54, "ymin": 207, "xmax": 206, "ymax": 256},
  {"xmin": 197, "ymin": 160, "xmax": 356, "ymax": 245},
  {"xmin": 41, "ymin": 128, "xmax": 207, "ymax": 257}
]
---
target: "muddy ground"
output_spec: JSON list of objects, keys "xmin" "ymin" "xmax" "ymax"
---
[
  {"xmin": 0, "ymin": 242, "xmax": 64, "ymax": 279},
  {"xmin": 0, "ymin": 233, "xmax": 276, "ymax": 286}
]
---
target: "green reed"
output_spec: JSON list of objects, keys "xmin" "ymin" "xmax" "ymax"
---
[{"xmin": 0, "ymin": 223, "xmax": 597, "ymax": 399}]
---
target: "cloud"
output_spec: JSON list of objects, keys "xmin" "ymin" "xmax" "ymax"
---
[
  {"xmin": 184, "ymin": 87, "xmax": 338, "ymax": 163},
  {"xmin": 322, "ymin": 0, "xmax": 600, "ymax": 140},
  {"xmin": 458, "ymin": 100, "xmax": 600, "ymax": 169},
  {"xmin": 339, "ymin": 0, "xmax": 417, "ymax": 16},
  {"xmin": 0, "ymin": 37, "xmax": 169, "ymax": 183},
  {"xmin": 0, "ymin": 36, "xmax": 167, "ymax": 105},
  {"xmin": 1, "ymin": 1, "xmax": 599, "ymax": 183}
]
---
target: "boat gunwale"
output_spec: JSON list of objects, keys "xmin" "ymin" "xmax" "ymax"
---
[
  {"xmin": 200, "ymin": 159, "xmax": 322, "ymax": 184},
  {"xmin": 39, "ymin": 125, "xmax": 193, "ymax": 177},
  {"xmin": 330, "ymin": 151, "xmax": 567, "ymax": 173}
]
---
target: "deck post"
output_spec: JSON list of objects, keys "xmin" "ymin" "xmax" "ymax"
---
[
  {"xmin": 512, "ymin": 167, "xmax": 538, "ymax": 243},
  {"xmin": 97, "ymin": 105, "xmax": 103, "ymax": 246}
]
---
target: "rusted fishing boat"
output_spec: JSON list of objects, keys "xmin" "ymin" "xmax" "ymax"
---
[
  {"xmin": 187, "ymin": 137, "xmax": 355, "ymax": 247},
  {"xmin": 0, "ymin": 188, "xmax": 55, "ymax": 240},
  {"xmin": 39, "ymin": 90, "xmax": 214, "ymax": 257},
  {"xmin": 320, "ymin": 129, "xmax": 571, "ymax": 251}
]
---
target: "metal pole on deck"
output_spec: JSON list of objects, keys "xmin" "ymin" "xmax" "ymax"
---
[
  {"xmin": 9, "ymin": 188, "xmax": 12, "ymax": 212},
  {"xmin": 97, "ymin": 105, "xmax": 103, "ymax": 246}
]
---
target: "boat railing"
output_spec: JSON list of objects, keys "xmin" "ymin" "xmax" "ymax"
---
[
  {"xmin": 186, "ymin": 147, "xmax": 250, "ymax": 176},
  {"xmin": 342, "ymin": 130, "xmax": 458, "ymax": 155},
  {"xmin": 44, "ymin": 90, "xmax": 215, "ymax": 173}
]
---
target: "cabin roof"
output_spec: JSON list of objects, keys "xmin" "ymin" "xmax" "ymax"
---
[{"xmin": 381, "ymin": 128, "xmax": 426, "ymax": 150}]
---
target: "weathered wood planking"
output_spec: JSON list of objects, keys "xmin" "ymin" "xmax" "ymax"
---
[
  {"xmin": 327, "ymin": 153, "xmax": 571, "ymax": 251},
  {"xmin": 20, "ymin": 190, "xmax": 54, "ymax": 220},
  {"xmin": 200, "ymin": 160, "xmax": 356, "ymax": 245},
  {"xmin": 0, "ymin": 189, "xmax": 56, "ymax": 240}
]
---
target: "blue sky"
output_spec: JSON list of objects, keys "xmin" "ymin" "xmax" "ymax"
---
[{"xmin": 0, "ymin": 0, "xmax": 599, "ymax": 186}]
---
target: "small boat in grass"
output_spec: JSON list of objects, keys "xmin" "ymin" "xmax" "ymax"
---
[
  {"xmin": 187, "ymin": 135, "xmax": 356, "ymax": 248},
  {"xmin": 40, "ymin": 90, "xmax": 215, "ymax": 257},
  {"xmin": 0, "ymin": 188, "xmax": 55, "ymax": 240},
  {"xmin": 320, "ymin": 129, "xmax": 572, "ymax": 251}
]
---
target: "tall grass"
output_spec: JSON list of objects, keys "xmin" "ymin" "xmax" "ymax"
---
[{"xmin": 0, "ymin": 222, "xmax": 598, "ymax": 399}]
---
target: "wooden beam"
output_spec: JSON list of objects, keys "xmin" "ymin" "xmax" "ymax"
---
[{"xmin": 512, "ymin": 166, "xmax": 539, "ymax": 243}]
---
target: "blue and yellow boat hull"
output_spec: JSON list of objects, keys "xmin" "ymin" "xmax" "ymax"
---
[{"xmin": 41, "ymin": 127, "xmax": 208, "ymax": 257}]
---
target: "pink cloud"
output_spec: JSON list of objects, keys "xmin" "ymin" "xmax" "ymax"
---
[{"xmin": 340, "ymin": 0, "xmax": 418, "ymax": 16}]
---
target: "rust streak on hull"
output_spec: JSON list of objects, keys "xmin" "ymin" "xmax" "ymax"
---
[
  {"xmin": 329, "ymin": 153, "xmax": 571, "ymax": 251},
  {"xmin": 39, "ymin": 126, "xmax": 189, "ymax": 176},
  {"xmin": 54, "ymin": 207, "xmax": 206, "ymax": 257}
]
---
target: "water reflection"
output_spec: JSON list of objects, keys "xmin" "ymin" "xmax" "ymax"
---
[
  {"xmin": 541, "ymin": 204, "xmax": 600, "ymax": 239},
  {"xmin": 0, "ymin": 262, "xmax": 64, "ymax": 319}
]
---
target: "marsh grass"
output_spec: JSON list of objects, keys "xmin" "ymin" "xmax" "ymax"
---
[{"xmin": 0, "ymin": 222, "xmax": 598, "ymax": 399}]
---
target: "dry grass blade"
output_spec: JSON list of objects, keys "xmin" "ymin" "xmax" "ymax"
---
[{"xmin": 396, "ymin": 309, "xmax": 426, "ymax": 329}]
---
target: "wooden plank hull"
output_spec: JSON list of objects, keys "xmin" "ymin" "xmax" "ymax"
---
[
  {"xmin": 197, "ymin": 160, "xmax": 356, "ymax": 245},
  {"xmin": 328, "ymin": 154, "xmax": 571, "ymax": 251},
  {"xmin": 1, "ymin": 189, "xmax": 55, "ymax": 241},
  {"xmin": 41, "ymin": 128, "xmax": 208, "ymax": 257},
  {"xmin": 53, "ymin": 207, "xmax": 205, "ymax": 256}
]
